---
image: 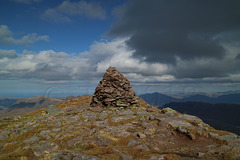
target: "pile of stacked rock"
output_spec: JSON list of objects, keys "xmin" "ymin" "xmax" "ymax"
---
[{"xmin": 91, "ymin": 67, "xmax": 139, "ymax": 108}]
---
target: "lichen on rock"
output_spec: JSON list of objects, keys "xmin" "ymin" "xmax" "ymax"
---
[{"xmin": 91, "ymin": 66, "xmax": 139, "ymax": 108}]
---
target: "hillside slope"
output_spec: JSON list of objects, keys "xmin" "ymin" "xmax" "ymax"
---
[{"xmin": 0, "ymin": 95, "xmax": 239, "ymax": 160}]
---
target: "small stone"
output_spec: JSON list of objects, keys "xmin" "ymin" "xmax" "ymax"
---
[
  {"xmin": 149, "ymin": 155, "xmax": 165, "ymax": 160},
  {"xmin": 94, "ymin": 119, "xmax": 108, "ymax": 127},
  {"xmin": 0, "ymin": 143, "xmax": 5, "ymax": 150},
  {"xmin": 53, "ymin": 120, "xmax": 62, "ymax": 127},
  {"xmin": 111, "ymin": 116, "xmax": 134, "ymax": 123},
  {"xmin": 39, "ymin": 130, "xmax": 51, "ymax": 139},
  {"xmin": 52, "ymin": 128, "xmax": 61, "ymax": 132},
  {"xmin": 23, "ymin": 136, "xmax": 39, "ymax": 144},
  {"xmin": 176, "ymin": 126, "xmax": 187, "ymax": 134},
  {"xmin": 142, "ymin": 121, "xmax": 155, "ymax": 130},
  {"xmin": 2, "ymin": 117, "xmax": 11, "ymax": 120},
  {"xmin": 91, "ymin": 136, "xmax": 110, "ymax": 147},
  {"xmin": 197, "ymin": 152, "xmax": 205, "ymax": 157},
  {"xmin": 118, "ymin": 109, "xmax": 134, "ymax": 116},
  {"xmin": 136, "ymin": 110, "xmax": 151, "ymax": 117},
  {"xmin": 98, "ymin": 112, "xmax": 108, "ymax": 120},
  {"xmin": 134, "ymin": 144, "xmax": 149, "ymax": 151},
  {"xmin": 112, "ymin": 132, "xmax": 130, "ymax": 137},
  {"xmin": 68, "ymin": 136, "xmax": 82, "ymax": 147},
  {"xmin": 137, "ymin": 133, "xmax": 146, "ymax": 139},
  {"xmin": 51, "ymin": 151, "xmax": 102, "ymax": 160},
  {"xmin": 143, "ymin": 130, "xmax": 154, "ymax": 137},
  {"xmin": 176, "ymin": 126, "xmax": 196, "ymax": 140},
  {"xmin": 128, "ymin": 139, "xmax": 139, "ymax": 147},
  {"xmin": 89, "ymin": 107, "xmax": 104, "ymax": 112},
  {"xmin": 161, "ymin": 107, "xmax": 177, "ymax": 115},
  {"xmin": 32, "ymin": 142, "xmax": 58, "ymax": 156},
  {"xmin": 113, "ymin": 149, "xmax": 133, "ymax": 160},
  {"xmin": 0, "ymin": 132, "xmax": 9, "ymax": 140}
]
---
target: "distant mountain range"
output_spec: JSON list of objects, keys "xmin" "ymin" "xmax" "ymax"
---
[
  {"xmin": 162, "ymin": 102, "xmax": 240, "ymax": 135},
  {"xmin": 0, "ymin": 98, "xmax": 18, "ymax": 110},
  {"xmin": 0, "ymin": 96, "xmax": 62, "ymax": 118},
  {"xmin": 139, "ymin": 92, "xmax": 240, "ymax": 106},
  {"xmin": 139, "ymin": 92, "xmax": 240, "ymax": 135}
]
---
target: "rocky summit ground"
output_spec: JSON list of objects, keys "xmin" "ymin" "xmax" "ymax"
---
[{"xmin": 0, "ymin": 95, "xmax": 240, "ymax": 160}]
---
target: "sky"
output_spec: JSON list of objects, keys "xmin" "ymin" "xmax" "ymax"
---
[{"xmin": 0, "ymin": 0, "xmax": 240, "ymax": 98}]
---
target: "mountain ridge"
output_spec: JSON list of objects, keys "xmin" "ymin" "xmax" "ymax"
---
[
  {"xmin": 162, "ymin": 101, "xmax": 240, "ymax": 135},
  {"xmin": 140, "ymin": 92, "xmax": 240, "ymax": 106},
  {"xmin": 0, "ymin": 95, "xmax": 239, "ymax": 160},
  {"xmin": 0, "ymin": 96, "xmax": 62, "ymax": 118}
]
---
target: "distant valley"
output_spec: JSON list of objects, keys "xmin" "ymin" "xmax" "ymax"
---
[
  {"xmin": 139, "ymin": 92, "xmax": 240, "ymax": 135},
  {"xmin": 0, "ymin": 98, "xmax": 18, "ymax": 111},
  {"xmin": 139, "ymin": 92, "xmax": 240, "ymax": 106},
  {"xmin": 0, "ymin": 96, "xmax": 62, "ymax": 118},
  {"xmin": 162, "ymin": 102, "xmax": 240, "ymax": 135}
]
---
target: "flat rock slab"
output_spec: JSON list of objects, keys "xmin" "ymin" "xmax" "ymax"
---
[
  {"xmin": 134, "ymin": 144, "xmax": 149, "ymax": 151},
  {"xmin": 46, "ymin": 105, "xmax": 64, "ymax": 116},
  {"xmin": 111, "ymin": 116, "xmax": 136, "ymax": 123},
  {"xmin": 112, "ymin": 131, "xmax": 131, "ymax": 137},
  {"xmin": 117, "ymin": 110, "xmax": 134, "ymax": 116},
  {"xmin": 113, "ymin": 148, "xmax": 133, "ymax": 160},
  {"xmin": 94, "ymin": 119, "xmax": 109, "ymax": 127},
  {"xmin": 23, "ymin": 136, "xmax": 39, "ymax": 144},
  {"xmin": 68, "ymin": 136, "xmax": 82, "ymax": 147},
  {"xmin": 91, "ymin": 136, "xmax": 110, "ymax": 147},
  {"xmin": 32, "ymin": 142, "xmax": 58, "ymax": 156}
]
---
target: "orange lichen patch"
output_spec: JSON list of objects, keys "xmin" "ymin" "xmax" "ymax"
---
[{"xmin": 57, "ymin": 95, "xmax": 92, "ymax": 109}]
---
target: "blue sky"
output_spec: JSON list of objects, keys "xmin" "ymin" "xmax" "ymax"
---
[{"xmin": 1, "ymin": 0, "xmax": 240, "ymax": 98}]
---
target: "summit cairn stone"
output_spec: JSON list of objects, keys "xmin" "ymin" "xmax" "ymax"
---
[{"xmin": 91, "ymin": 67, "xmax": 139, "ymax": 108}]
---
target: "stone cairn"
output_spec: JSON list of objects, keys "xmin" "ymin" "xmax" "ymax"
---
[{"xmin": 91, "ymin": 67, "xmax": 139, "ymax": 108}]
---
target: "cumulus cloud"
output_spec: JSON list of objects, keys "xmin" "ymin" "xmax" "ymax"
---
[
  {"xmin": 42, "ymin": 0, "xmax": 106, "ymax": 23},
  {"xmin": 108, "ymin": 0, "xmax": 240, "ymax": 66},
  {"xmin": 1, "ymin": 38, "xmax": 240, "ymax": 83},
  {"xmin": 0, "ymin": 49, "xmax": 93, "ymax": 80},
  {"xmin": 0, "ymin": 25, "xmax": 49, "ymax": 45},
  {"xmin": 0, "ymin": 49, "xmax": 17, "ymax": 58},
  {"xmin": 0, "ymin": 39, "xmax": 172, "ymax": 82}
]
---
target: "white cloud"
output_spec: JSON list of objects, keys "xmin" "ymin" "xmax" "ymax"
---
[
  {"xmin": 1, "ymin": 38, "xmax": 240, "ymax": 84},
  {"xmin": 93, "ymin": 39, "xmax": 169, "ymax": 77},
  {"xmin": 42, "ymin": 1, "xmax": 106, "ymax": 23},
  {"xmin": 0, "ymin": 38, "xmax": 170, "ymax": 82},
  {"xmin": 0, "ymin": 49, "xmax": 17, "ymax": 58},
  {"xmin": 0, "ymin": 25, "xmax": 49, "ymax": 45},
  {"xmin": 0, "ymin": 49, "xmax": 93, "ymax": 80}
]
